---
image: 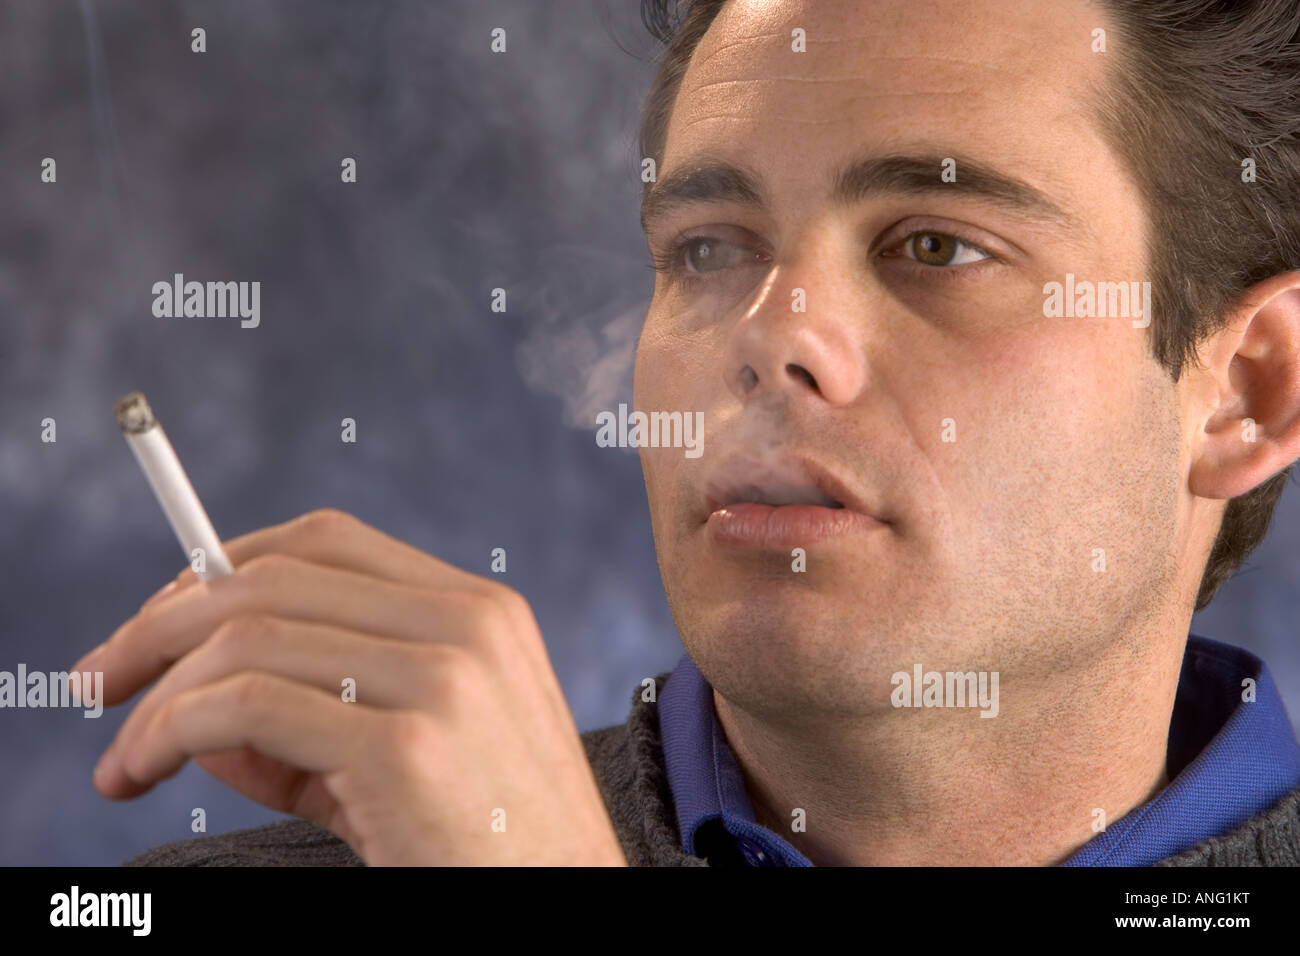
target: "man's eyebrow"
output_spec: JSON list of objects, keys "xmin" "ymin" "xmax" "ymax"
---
[
  {"xmin": 640, "ymin": 152, "xmax": 1080, "ymax": 234},
  {"xmin": 640, "ymin": 161, "xmax": 767, "ymax": 234},
  {"xmin": 831, "ymin": 154, "xmax": 1079, "ymax": 229}
]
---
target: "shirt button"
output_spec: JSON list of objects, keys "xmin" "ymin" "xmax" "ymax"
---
[{"xmin": 735, "ymin": 837, "xmax": 773, "ymax": 866}]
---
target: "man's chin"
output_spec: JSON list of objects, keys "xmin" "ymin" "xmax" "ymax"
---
[
  {"xmin": 684, "ymin": 593, "xmax": 882, "ymax": 660},
  {"xmin": 673, "ymin": 563, "xmax": 883, "ymax": 618},
  {"xmin": 682, "ymin": 614, "xmax": 911, "ymax": 723}
]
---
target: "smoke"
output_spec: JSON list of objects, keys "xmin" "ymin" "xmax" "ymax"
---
[{"xmin": 514, "ymin": 244, "xmax": 649, "ymax": 433}]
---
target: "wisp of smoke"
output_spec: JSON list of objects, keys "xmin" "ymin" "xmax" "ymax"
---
[{"xmin": 514, "ymin": 245, "xmax": 650, "ymax": 437}]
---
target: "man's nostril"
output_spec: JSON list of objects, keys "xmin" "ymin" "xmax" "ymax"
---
[{"xmin": 786, "ymin": 363, "xmax": 818, "ymax": 391}]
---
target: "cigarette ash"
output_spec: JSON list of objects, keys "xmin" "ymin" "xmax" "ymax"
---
[{"xmin": 114, "ymin": 391, "xmax": 157, "ymax": 434}]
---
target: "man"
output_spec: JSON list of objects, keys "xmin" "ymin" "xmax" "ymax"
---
[{"xmin": 88, "ymin": 0, "xmax": 1300, "ymax": 866}]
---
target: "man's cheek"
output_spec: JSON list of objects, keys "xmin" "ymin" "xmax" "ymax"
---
[
  {"xmin": 927, "ymin": 397, "xmax": 1086, "ymax": 545},
  {"xmin": 633, "ymin": 321, "xmax": 680, "ymax": 409}
]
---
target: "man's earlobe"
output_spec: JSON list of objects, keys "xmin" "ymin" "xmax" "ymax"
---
[{"xmin": 1188, "ymin": 271, "xmax": 1300, "ymax": 501}]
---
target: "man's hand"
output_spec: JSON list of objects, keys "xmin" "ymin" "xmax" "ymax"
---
[{"xmin": 71, "ymin": 508, "xmax": 628, "ymax": 866}]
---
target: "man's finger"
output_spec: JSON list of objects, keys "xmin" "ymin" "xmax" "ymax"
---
[
  {"xmin": 141, "ymin": 508, "xmax": 488, "ymax": 607},
  {"xmin": 106, "ymin": 616, "xmax": 450, "ymax": 768},
  {"xmin": 81, "ymin": 554, "xmax": 491, "ymax": 706},
  {"xmin": 95, "ymin": 672, "xmax": 380, "ymax": 808}
]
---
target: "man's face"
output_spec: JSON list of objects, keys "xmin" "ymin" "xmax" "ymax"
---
[{"xmin": 634, "ymin": 0, "xmax": 1192, "ymax": 718}]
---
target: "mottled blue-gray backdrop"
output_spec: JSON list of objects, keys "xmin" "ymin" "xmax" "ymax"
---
[{"xmin": 1, "ymin": 0, "xmax": 1296, "ymax": 866}]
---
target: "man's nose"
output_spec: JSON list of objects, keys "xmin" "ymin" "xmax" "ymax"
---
[{"xmin": 725, "ymin": 269, "xmax": 868, "ymax": 407}]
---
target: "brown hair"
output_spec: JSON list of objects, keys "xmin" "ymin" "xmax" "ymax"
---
[{"xmin": 637, "ymin": 0, "xmax": 1299, "ymax": 611}]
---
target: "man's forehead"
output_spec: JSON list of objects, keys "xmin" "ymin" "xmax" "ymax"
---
[
  {"xmin": 681, "ymin": 0, "xmax": 1104, "ymax": 79},
  {"xmin": 664, "ymin": 0, "xmax": 1108, "ymax": 167}
]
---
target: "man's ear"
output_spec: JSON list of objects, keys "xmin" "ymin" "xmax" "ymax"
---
[{"xmin": 1189, "ymin": 270, "xmax": 1300, "ymax": 500}]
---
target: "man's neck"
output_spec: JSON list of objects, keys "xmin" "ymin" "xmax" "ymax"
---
[{"xmin": 711, "ymin": 634, "xmax": 1184, "ymax": 866}]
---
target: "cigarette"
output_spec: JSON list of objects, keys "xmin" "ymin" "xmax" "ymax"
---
[{"xmin": 114, "ymin": 391, "xmax": 233, "ymax": 581}]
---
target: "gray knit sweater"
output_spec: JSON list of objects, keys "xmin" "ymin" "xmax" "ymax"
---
[{"xmin": 122, "ymin": 672, "xmax": 1300, "ymax": 866}]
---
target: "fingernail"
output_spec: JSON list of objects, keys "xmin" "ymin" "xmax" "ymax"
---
[
  {"xmin": 94, "ymin": 747, "xmax": 120, "ymax": 788},
  {"xmin": 141, "ymin": 579, "xmax": 179, "ymax": 610}
]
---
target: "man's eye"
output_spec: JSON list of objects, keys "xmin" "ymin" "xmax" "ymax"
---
[
  {"xmin": 680, "ymin": 236, "xmax": 753, "ymax": 274},
  {"xmin": 888, "ymin": 231, "xmax": 992, "ymax": 267},
  {"xmin": 649, "ymin": 235, "xmax": 764, "ymax": 281}
]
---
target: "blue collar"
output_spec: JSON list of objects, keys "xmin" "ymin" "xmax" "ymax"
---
[{"xmin": 658, "ymin": 634, "xmax": 1300, "ymax": 866}]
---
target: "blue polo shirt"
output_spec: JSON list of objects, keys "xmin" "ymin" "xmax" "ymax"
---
[{"xmin": 658, "ymin": 633, "xmax": 1300, "ymax": 866}]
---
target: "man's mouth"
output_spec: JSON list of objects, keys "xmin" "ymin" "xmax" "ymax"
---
[
  {"xmin": 710, "ymin": 482, "xmax": 844, "ymax": 510},
  {"xmin": 700, "ymin": 452, "xmax": 889, "ymax": 549},
  {"xmin": 702, "ymin": 452, "xmax": 872, "ymax": 514}
]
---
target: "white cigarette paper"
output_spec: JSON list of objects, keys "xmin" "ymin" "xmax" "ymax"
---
[{"xmin": 115, "ymin": 391, "xmax": 233, "ymax": 581}]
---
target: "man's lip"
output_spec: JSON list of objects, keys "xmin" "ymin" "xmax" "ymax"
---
[
  {"xmin": 796, "ymin": 458, "xmax": 882, "ymax": 520},
  {"xmin": 706, "ymin": 501, "xmax": 888, "ymax": 550},
  {"xmin": 700, "ymin": 454, "xmax": 888, "ymax": 524}
]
